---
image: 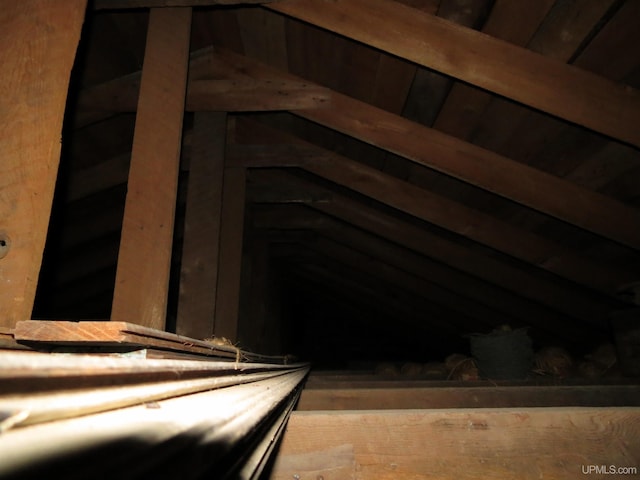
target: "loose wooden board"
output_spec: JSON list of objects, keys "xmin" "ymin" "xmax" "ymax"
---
[{"xmin": 13, "ymin": 320, "xmax": 239, "ymax": 360}]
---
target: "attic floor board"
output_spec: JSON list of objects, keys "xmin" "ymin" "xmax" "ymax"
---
[
  {"xmin": 270, "ymin": 407, "xmax": 640, "ymax": 480},
  {"xmin": 297, "ymin": 384, "xmax": 640, "ymax": 410}
]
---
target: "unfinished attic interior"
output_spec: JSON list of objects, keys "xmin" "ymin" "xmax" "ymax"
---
[{"xmin": 2, "ymin": 0, "xmax": 640, "ymax": 478}]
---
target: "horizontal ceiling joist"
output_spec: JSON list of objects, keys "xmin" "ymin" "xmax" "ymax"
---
[
  {"xmin": 248, "ymin": 168, "xmax": 624, "ymax": 319},
  {"xmin": 79, "ymin": 47, "xmax": 640, "ymax": 250},
  {"xmin": 76, "ymin": 53, "xmax": 331, "ymax": 127},
  {"xmin": 268, "ymin": 0, "xmax": 640, "ymax": 149},
  {"xmin": 229, "ymin": 139, "xmax": 636, "ymax": 297}
]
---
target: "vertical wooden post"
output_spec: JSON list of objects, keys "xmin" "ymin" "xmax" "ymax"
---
[
  {"xmin": 214, "ymin": 167, "xmax": 247, "ymax": 342},
  {"xmin": 175, "ymin": 113, "xmax": 227, "ymax": 339},
  {"xmin": 239, "ymin": 235, "xmax": 269, "ymax": 351},
  {"xmin": 0, "ymin": 0, "xmax": 87, "ymax": 328},
  {"xmin": 111, "ymin": 8, "xmax": 191, "ymax": 330}
]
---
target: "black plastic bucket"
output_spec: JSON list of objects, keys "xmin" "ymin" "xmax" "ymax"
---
[{"xmin": 469, "ymin": 327, "xmax": 533, "ymax": 380}]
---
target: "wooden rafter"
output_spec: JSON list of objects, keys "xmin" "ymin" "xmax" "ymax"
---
[
  {"xmin": 253, "ymin": 204, "xmax": 604, "ymax": 343},
  {"xmin": 228, "ymin": 140, "xmax": 636, "ymax": 297},
  {"xmin": 77, "ymin": 48, "xmax": 640, "ymax": 250},
  {"xmin": 268, "ymin": 0, "xmax": 640, "ymax": 149},
  {"xmin": 247, "ymin": 168, "xmax": 623, "ymax": 320}
]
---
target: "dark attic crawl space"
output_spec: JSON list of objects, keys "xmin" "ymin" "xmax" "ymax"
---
[{"xmin": 31, "ymin": 0, "xmax": 640, "ymax": 374}]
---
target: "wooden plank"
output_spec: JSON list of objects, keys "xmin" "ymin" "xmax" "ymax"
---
[
  {"xmin": 297, "ymin": 385, "xmax": 640, "ymax": 410},
  {"xmin": 214, "ymin": 167, "xmax": 247, "ymax": 342},
  {"xmin": 175, "ymin": 113, "xmax": 226, "ymax": 339},
  {"xmin": 187, "ymin": 78, "xmax": 331, "ymax": 111},
  {"xmin": 401, "ymin": 0, "xmax": 494, "ymax": 127},
  {"xmin": 271, "ymin": 408, "xmax": 640, "ymax": 480},
  {"xmin": 76, "ymin": 73, "xmax": 332, "ymax": 123},
  {"xmin": 433, "ymin": 0, "xmax": 556, "ymax": 138},
  {"xmin": 76, "ymin": 47, "xmax": 640, "ymax": 249},
  {"xmin": 230, "ymin": 142, "xmax": 636, "ymax": 296},
  {"xmin": 111, "ymin": 8, "xmax": 191, "ymax": 330},
  {"xmin": 0, "ymin": 0, "xmax": 87, "ymax": 328},
  {"xmin": 13, "ymin": 320, "xmax": 239, "ymax": 359},
  {"xmin": 214, "ymin": 48, "xmax": 640, "ymax": 251},
  {"xmin": 0, "ymin": 364, "xmax": 308, "ymax": 479},
  {"xmin": 268, "ymin": 0, "xmax": 640, "ymax": 149},
  {"xmin": 296, "ymin": 91, "xmax": 640, "ymax": 252}
]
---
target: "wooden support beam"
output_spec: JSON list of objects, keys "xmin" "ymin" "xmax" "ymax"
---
[
  {"xmin": 297, "ymin": 384, "xmax": 640, "ymax": 410},
  {"xmin": 433, "ymin": 0, "xmax": 557, "ymax": 138},
  {"xmin": 187, "ymin": 78, "xmax": 330, "ymax": 111},
  {"xmin": 176, "ymin": 113, "xmax": 226, "ymax": 339},
  {"xmin": 111, "ymin": 8, "xmax": 191, "ymax": 329},
  {"xmin": 76, "ymin": 48, "xmax": 640, "ymax": 251},
  {"xmin": 255, "ymin": 208, "xmax": 599, "ymax": 348},
  {"xmin": 268, "ymin": 0, "xmax": 640, "ymax": 149},
  {"xmin": 0, "ymin": 0, "xmax": 87, "ymax": 328},
  {"xmin": 76, "ymin": 65, "xmax": 331, "ymax": 127},
  {"xmin": 249, "ymin": 169, "xmax": 625, "ymax": 314},
  {"xmin": 271, "ymin": 408, "xmax": 640, "ymax": 479},
  {"xmin": 230, "ymin": 142, "xmax": 636, "ymax": 297},
  {"xmin": 214, "ymin": 167, "xmax": 247, "ymax": 342},
  {"xmin": 216, "ymin": 48, "xmax": 640, "ymax": 251}
]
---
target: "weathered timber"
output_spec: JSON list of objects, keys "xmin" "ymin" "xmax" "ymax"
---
[
  {"xmin": 187, "ymin": 78, "xmax": 331, "ymax": 111},
  {"xmin": 176, "ymin": 113, "xmax": 227, "ymax": 339},
  {"xmin": 248, "ymin": 168, "xmax": 625, "ymax": 317},
  {"xmin": 0, "ymin": 0, "xmax": 87, "ymax": 328},
  {"xmin": 270, "ymin": 408, "xmax": 640, "ymax": 479},
  {"xmin": 297, "ymin": 385, "xmax": 640, "ymax": 410},
  {"xmin": 13, "ymin": 320, "xmax": 240, "ymax": 359},
  {"xmin": 229, "ymin": 141, "xmax": 636, "ymax": 297},
  {"xmin": 111, "ymin": 8, "xmax": 191, "ymax": 329},
  {"xmin": 214, "ymin": 167, "xmax": 247, "ymax": 342},
  {"xmin": 75, "ymin": 47, "xmax": 640, "ymax": 250},
  {"xmin": 0, "ymin": 352, "xmax": 308, "ymax": 480},
  {"xmin": 433, "ymin": 0, "xmax": 556, "ymax": 138},
  {"xmin": 268, "ymin": 0, "xmax": 640, "ymax": 149}
]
